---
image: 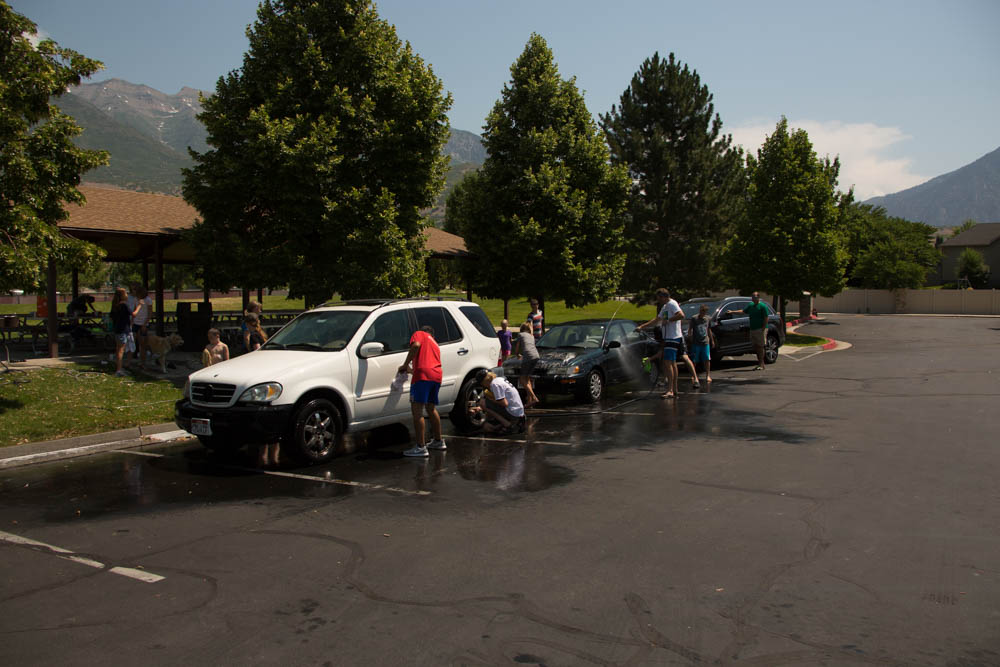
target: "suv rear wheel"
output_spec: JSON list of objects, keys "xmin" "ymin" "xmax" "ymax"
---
[
  {"xmin": 450, "ymin": 376, "xmax": 486, "ymax": 431},
  {"xmin": 764, "ymin": 332, "xmax": 780, "ymax": 364},
  {"xmin": 287, "ymin": 398, "xmax": 342, "ymax": 464}
]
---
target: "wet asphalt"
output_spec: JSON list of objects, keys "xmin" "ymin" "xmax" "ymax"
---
[{"xmin": 1, "ymin": 314, "xmax": 999, "ymax": 666}]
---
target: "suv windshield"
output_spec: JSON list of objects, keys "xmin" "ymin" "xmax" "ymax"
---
[
  {"xmin": 681, "ymin": 300, "xmax": 721, "ymax": 318},
  {"xmin": 264, "ymin": 310, "xmax": 368, "ymax": 351}
]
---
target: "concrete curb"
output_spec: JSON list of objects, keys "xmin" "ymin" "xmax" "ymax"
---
[{"xmin": 0, "ymin": 423, "xmax": 193, "ymax": 470}]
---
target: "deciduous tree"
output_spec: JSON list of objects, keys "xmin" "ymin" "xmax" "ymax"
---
[
  {"xmin": 458, "ymin": 33, "xmax": 629, "ymax": 310},
  {"xmin": 842, "ymin": 202, "xmax": 939, "ymax": 289},
  {"xmin": 957, "ymin": 247, "xmax": 990, "ymax": 288},
  {"xmin": 0, "ymin": 2, "xmax": 108, "ymax": 291},
  {"xmin": 600, "ymin": 52, "xmax": 745, "ymax": 299},
  {"xmin": 727, "ymin": 118, "xmax": 846, "ymax": 321},
  {"xmin": 183, "ymin": 0, "xmax": 452, "ymax": 306}
]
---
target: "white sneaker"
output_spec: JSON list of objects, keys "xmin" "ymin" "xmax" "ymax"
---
[
  {"xmin": 403, "ymin": 445, "xmax": 429, "ymax": 457},
  {"xmin": 426, "ymin": 439, "xmax": 447, "ymax": 451}
]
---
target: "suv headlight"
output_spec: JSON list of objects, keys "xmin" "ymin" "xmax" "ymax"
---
[{"xmin": 239, "ymin": 382, "xmax": 283, "ymax": 403}]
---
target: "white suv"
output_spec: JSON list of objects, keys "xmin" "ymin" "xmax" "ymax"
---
[{"xmin": 175, "ymin": 299, "xmax": 498, "ymax": 463}]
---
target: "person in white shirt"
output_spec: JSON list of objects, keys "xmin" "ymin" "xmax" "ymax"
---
[
  {"xmin": 475, "ymin": 370, "xmax": 525, "ymax": 434},
  {"xmin": 637, "ymin": 287, "xmax": 684, "ymax": 399},
  {"xmin": 131, "ymin": 286, "xmax": 153, "ymax": 369}
]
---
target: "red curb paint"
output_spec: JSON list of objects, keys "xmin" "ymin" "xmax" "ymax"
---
[{"xmin": 820, "ymin": 339, "xmax": 837, "ymax": 350}]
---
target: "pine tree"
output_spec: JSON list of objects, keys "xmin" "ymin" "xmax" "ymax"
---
[
  {"xmin": 600, "ymin": 52, "xmax": 745, "ymax": 299},
  {"xmin": 454, "ymin": 34, "xmax": 629, "ymax": 309},
  {"xmin": 183, "ymin": 0, "xmax": 452, "ymax": 306}
]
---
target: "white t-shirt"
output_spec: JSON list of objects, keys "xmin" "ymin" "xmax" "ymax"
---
[
  {"xmin": 489, "ymin": 377, "xmax": 525, "ymax": 417},
  {"xmin": 659, "ymin": 299, "xmax": 682, "ymax": 340},
  {"xmin": 133, "ymin": 296, "xmax": 153, "ymax": 326}
]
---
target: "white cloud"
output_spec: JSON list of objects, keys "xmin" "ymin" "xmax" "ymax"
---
[
  {"xmin": 24, "ymin": 27, "xmax": 51, "ymax": 48},
  {"xmin": 728, "ymin": 119, "xmax": 929, "ymax": 200}
]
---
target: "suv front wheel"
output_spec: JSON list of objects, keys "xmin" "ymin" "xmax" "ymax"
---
[{"xmin": 287, "ymin": 398, "xmax": 342, "ymax": 464}]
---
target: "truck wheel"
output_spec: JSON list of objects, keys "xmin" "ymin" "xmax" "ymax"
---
[
  {"xmin": 764, "ymin": 332, "xmax": 780, "ymax": 364},
  {"xmin": 450, "ymin": 376, "xmax": 486, "ymax": 432},
  {"xmin": 287, "ymin": 398, "xmax": 342, "ymax": 464}
]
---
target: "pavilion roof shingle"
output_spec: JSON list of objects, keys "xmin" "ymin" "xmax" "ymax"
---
[
  {"xmin": 60, "ymin": 185, "xmax": 469, "ymax": 259},
  {"xmin": 63, "ymin": 185, "xmax": 200, "ymax": 235}
]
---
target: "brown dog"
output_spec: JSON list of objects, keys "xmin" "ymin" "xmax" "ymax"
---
[{"xmin": 145, "ymin": 333, "xmax": 184, "ymax": 372}]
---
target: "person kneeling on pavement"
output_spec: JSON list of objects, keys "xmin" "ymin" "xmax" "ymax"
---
[{"xmin": 475, "ymin": 370, "xmax": 526, "ymax": 434}]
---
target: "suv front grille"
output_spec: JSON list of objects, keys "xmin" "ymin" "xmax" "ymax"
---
[{"xmin": 191, "ymin": 382, "xmax": 237, "ymax": 405}]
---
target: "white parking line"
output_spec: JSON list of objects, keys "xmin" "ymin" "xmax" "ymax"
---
[
  {"xmin": 449, "ymin": 435, "xmax": 575, "ymax": 447},
  {"xmin": 0, "ymin": 530, "xmax": 165, "ymax": 583},
  {"xmin": 114, "ymin": 449, "xmax": 431, "ymax": 497}
]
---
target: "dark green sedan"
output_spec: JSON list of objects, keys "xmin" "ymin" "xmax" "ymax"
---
[{"xmin": 501, "ymin": 319, "xmax": 661, "ymax": 403}]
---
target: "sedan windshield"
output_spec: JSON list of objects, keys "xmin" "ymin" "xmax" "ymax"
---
[
  {"xmin": 537, "ymin": 324, "xmax": 607, "ymax": 349},
  {"xmin": 264, "ymin": 310, "xmax": 368, "ymax": 351}
]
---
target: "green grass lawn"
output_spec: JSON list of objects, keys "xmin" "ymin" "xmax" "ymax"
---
[
  {"xmin": 0, "ymin": 363, "xmax": 182, "ymax": 447},
  {"xmin": 784, "ymin": 332, "xmax": 829, "ymax": 347}
]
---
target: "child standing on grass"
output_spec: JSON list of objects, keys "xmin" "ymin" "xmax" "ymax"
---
[
  {"xmin": 688, "ymin": 304, "xmax": 715, "ymax": 384},
  {"xmin": 111, "ymin": 287, "xmax": 132, "ymax": 377},
  {"xmin": 201, "ymin": 328, "xmax": 230, "ymax": 366}
]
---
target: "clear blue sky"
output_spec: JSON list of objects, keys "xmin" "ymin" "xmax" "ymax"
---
[{"xmin": 11, "ymin": 0, "xmax": 1000, "ymax": 200}]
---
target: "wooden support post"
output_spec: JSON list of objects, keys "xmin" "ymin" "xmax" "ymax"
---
[
  {"xmin": 47, "ymin": 256, "xmax": 59, "ymax": 358},
  {"xmin": 155, "ymin": 238, "xmax": 165, "ymax": 336}
]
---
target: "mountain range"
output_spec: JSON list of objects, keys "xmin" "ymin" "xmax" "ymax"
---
[
  {"xmin": 58, "ymin": 79, "xmax": 486, "ymax": 220},
  {"xmin": 57, "ymin": 79, "xmax": 997, "ymax": 227},
  {"xmin": 864, "ymin": 146, "xmax": 1000, "ymax": 227}
]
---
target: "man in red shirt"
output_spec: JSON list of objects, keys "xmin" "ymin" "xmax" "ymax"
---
[{"xmin": 398, "ymin": 325, "xmax": 445, "ymax": 457}]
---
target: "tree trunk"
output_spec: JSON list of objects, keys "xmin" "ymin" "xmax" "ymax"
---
[
  {"xmin": 503, "ymin": 298, "xmax": 509, "ymax": 321},
  {"xmin": 779, "ymin": 296, "xmax": 787, "ymax": 327}
]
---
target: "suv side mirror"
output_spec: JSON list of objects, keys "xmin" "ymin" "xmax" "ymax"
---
[{"xmin": 358, "ymin": 341, "xmax": 385, "ymax": 358}]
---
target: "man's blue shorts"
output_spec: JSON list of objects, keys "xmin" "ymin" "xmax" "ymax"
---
[
  {"xmin": 690, "ymin": 343, "xmax": 711, "ymax": 363},
  {"xmin": 410, "ymin": 380, "xmax": 440, "ymax": 405},
  {"xmin": 662, "ymin": 337, "xmax": 683, "ymax": 361}
]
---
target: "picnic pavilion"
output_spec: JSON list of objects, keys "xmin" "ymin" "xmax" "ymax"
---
[{"xmin": 40, "ymin": 185, "xmax": 471, "ymax": 357}]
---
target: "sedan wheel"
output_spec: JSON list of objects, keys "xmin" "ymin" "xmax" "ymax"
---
[
  {"xmin": 576, "ymin": 369, "xmax": 604, "ymax": 403},
  {"xmin": 764, "ymin": 332, "xmax": 780, "ymax": 364},
  {"xmin": 288, "ymin": 398, "xmax": 342, "ymax": 464}
]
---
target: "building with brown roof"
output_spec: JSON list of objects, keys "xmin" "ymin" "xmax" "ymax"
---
[{"xmin": 938, "ymin": 222, "xmax": 1000, "ymax": 287}]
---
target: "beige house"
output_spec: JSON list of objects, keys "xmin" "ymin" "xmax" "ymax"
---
[{"xmin": 938, "ymin": 222, "xmax": 1000, "ymax": 287}]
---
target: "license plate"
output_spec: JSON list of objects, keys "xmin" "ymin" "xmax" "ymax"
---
[{"xmin": 190, "ymin": 418, "xmax": 212, "ymax": 436}]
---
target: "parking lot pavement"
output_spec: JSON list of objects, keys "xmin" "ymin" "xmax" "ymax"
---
[{"xmin": 1, "ymin": 314, "xmax": 999, "ymax": 665}]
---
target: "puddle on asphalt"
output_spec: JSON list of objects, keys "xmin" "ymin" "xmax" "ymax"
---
[{"xmin": 0, "ymin": 378, "xmax": 808, "ymax": 525}]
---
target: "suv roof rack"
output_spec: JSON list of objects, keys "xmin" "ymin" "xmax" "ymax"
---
[{"xmin": 316, "ymin": 296, "xmax": 469, "ymax": 309}]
